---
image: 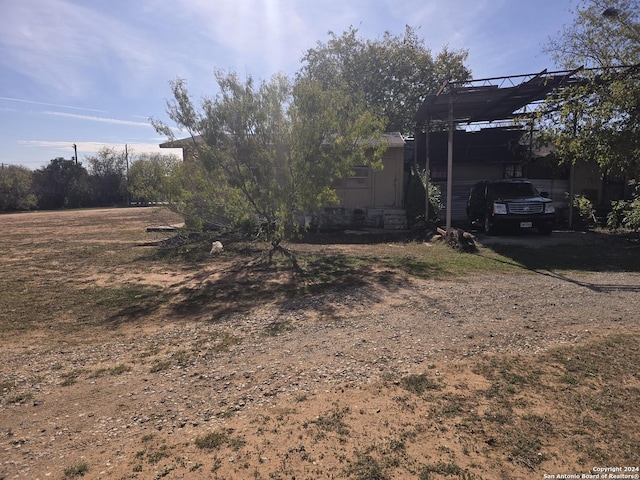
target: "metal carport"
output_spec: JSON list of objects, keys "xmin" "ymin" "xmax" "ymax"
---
[{"xmin": 413, "ymin": 69, "xmax": 583, "ymax": 232}]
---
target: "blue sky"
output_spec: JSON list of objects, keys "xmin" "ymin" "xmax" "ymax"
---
[{"xmin": 0, "ymin": 0, "xmax": 577, "ymax": 169}]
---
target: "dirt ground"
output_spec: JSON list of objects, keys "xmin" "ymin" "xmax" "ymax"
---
[{"xmin": 0, "ymin": 208, "xmax": 639, "ymax": 480}]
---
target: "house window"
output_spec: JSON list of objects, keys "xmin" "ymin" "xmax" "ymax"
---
[
  {"xmin": 345, "ymin": 166, "xmax": 370, "ymax": 188},
  {"xmin": 331, "ymin": 166, "xmax": 371, "ymax": 189},
  {"xmin": 504, "ymin": 164, "xmax": 523, "ymax": 179}
]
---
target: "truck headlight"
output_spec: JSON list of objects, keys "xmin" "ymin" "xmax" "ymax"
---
[
  {"xmin": 544, "ymin": 203, "xmax": 555, "ymax": 214},
  {"xmin": 493, "ymin": 203, "xmax": 507, "ymax": 214}
]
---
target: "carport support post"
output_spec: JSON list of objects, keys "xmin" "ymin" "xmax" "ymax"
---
[
  {"xmin": 424, "ymin": 117, "xmax": 430, "ymax": 223},
  {"xmin": 569, "ymin": 161, "xmax": 575, "ymax": 229},
  {"xmin": 568, "ymin": 112, "xmax": 578, "ymax": 230},
  {"xmin": 446, "ymin": 90, "xmax": 454, "ymax": 233}
]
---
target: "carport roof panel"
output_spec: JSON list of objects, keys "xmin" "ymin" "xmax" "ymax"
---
[{"xmin": 414, "ymin": 70, "xmax": 580, "ymax": 126}]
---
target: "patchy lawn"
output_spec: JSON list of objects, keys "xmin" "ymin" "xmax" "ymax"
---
[{"xmin": 1, "ymin": 207, "xmax": 639, "ymax": 479}]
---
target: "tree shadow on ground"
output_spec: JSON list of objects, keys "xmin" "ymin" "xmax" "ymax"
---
[
  {"xmin": 90, "ymin": 284, "xmax": 169, "ymax": 328},
  {"xmin": 294, "ymin": 229, "xmax": 416, "ymax": 245},
  {"xmin": 127, "ymin": 231, "xmax": 446, "ymax": 323},
  {"xmin": 168, "ymin": 249, "xmax": 418, "ymax": 321},
  {"xmin": 536, "ymin": 270, "xmax": 640, "ymax": 293},
  {"xmin": 486, "ymin": 242, "xmax": 640, "ymax": 273},
  {"xmin": 480, "ymin": 234, "xmax": 640, "ymax": 292}
]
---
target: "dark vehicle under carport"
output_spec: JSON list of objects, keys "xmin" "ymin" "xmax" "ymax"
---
[{"xmin": 467, "ymin": 179, "xmax": 556, "ymax": 235}]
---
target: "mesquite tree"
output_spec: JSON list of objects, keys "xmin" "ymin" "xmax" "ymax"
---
[
  {"xmin": 153, "ymin": 71, "xmax": 386, "ymax": 243},
  {"xmin": 541, "ymin": 0, "xmax": 640, "ymax": 182}
]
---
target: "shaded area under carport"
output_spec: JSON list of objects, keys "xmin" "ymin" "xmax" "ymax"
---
[{"xmin": 413, "ymin": 69, "xmax": 585, "ymax": 231}]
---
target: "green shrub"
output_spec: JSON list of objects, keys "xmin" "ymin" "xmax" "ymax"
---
[
  {"xmin": 405, "ymin": 168, "xmax": 443, "ymax": 226},
  {"xmin": 607, "ymin": 185, "xmax": 640, "ymax": 232},
  {"xmin": 64, "ymin": 462, "xmax": 88, "ymax": 477},
  {"xmin": 607, "ymin": 199, "xmax": 629, "ymax": 230},
  {"xmin": 194, "ymin": 431, "xmax": 228, "ymax": 450},
  {"xmin": 571, "ymin": 194, "xmax": 597, "ymax": 228}
]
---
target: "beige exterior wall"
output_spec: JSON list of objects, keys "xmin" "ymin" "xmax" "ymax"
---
[
  {"xmin": 334, "ymin": 147, "xmax": 404, "ymax": 209},
  {"xmin": 373, "ymin": 150, "xmax": 404, "ymax": 207}
]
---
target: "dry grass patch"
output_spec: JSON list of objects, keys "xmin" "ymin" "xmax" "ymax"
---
[{"xmin": 2, "ymin": 208, "xmax": 639, "ymax": 480}]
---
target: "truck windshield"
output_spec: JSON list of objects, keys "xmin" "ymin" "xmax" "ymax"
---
[{"xmin": 487, "ymin": 183, "xmax": 538, "ymax": 199}]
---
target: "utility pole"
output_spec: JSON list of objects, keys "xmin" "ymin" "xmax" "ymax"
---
[
  {"xmin": 73, "ymin": 144, "xmax": 78, "ymax": 164},
  {"xmin": 446, "ymin": 89, "xmax": 454, "ymax": 233},
  {"xmin": 125, "ymin": 144, "xmax": 130, "ymax": 206}
]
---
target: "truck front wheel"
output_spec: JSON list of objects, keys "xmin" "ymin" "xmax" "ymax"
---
[{"xmin": 484, "ymin": 216, "xmax": 495, "ymax": 236}]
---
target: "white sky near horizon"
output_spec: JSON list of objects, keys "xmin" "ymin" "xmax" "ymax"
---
[{"xmin": 0, "ymin": 0, "xmax": 578, "ymax": 169}]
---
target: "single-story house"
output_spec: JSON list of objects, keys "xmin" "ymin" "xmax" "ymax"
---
[{"xmin": 160, "ymin": 132, "xmax": 407, "ymax": 230}]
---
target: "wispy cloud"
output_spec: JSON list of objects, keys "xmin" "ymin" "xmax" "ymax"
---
[
  {"xmin": 19, "ymin": 140, "xmax": 88, "ymax": 151},
  {"xmin": 150, "ymin": 0, "xmax": 354, "ymax": 77},
  {"xmin": 19, "ymin": 140, "xmax": 182, "ymax": 157},
  {"xmin": 0, "ymin": 0, "xmax": 161, "ymax": 98},
  {"xmin": 43, "ymin": 111, "xmax": 152, "ymax": 128},
  {"xmin": 0, "ymin": 97, "xmax": 107, "ymax": 113}
]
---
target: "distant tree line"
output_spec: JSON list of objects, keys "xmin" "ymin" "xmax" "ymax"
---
[{"xmin": 0, "ymin": 148, "xmax": 179, "ymax": 211}]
